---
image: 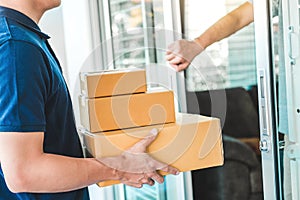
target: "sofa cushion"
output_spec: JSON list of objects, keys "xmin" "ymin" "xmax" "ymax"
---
[
  {"xmin": 186, "ymin": 87, "xmax": 260, "ymax": 138},
  {"xmin": 191, "ymin": 135, "xmax": 263, "ymax": 200}
]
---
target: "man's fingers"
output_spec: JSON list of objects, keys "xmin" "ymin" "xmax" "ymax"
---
[
  {"xmin": 122, "ymin": 181, "xmax": 143, "ymax": 188},
  {"xmin": 127, "ymin": 128, "xmax": 158, "ymax": 153},
  {"xmin": 122, "ymin": 174, "xmax": 155, "ymax": 188},
  {"xmin": 148, "ymin": 179, "xmax": 155, "ymax": 186},
  {"xmin": 140, "ymin": 176, "xmax": 155, "ymax": 186},
  {"xmin": 159, "ymin": 165, "xmax": 180, "ymax": 175},
  {"xmin": 147, "ymin": 158, "xmax": 180, "ymax": 175},
  {"xmin": 146, "ymin": 172, "xmax": 164, "ymax": 184}
]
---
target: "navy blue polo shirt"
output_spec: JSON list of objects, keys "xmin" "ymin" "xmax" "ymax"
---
[{"xmin": 0, "ymin": 6, "xmax": 89, "ymax": 200}]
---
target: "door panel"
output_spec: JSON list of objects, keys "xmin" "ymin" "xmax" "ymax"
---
[
  {"xmin": 183, "ymin": 0, "xmax": 262, "ymax": 199},
  {"xmin": 281, "ymin": 0, "xmax": 300, "ymax": 199},
  {"xmin": 253, "ymin": 0, "xmax": 283, "ymax": 199}
]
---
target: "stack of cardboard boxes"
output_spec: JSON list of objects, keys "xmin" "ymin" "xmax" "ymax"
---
[{"xmin": 78, "ymin": 68, "xmax": 224, "ymax": 187}]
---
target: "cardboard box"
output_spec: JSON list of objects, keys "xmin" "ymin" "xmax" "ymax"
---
[
  {"xmin": 81, "ymin": 113, "xmax": 224, "ymax": 187},
  {"xmin": 79, "ymin": 90, "xmax": 176, "ymax": 132},
  {"xmin": 80, "ymin": 68, "xmax": 147, "ymax": 98}
]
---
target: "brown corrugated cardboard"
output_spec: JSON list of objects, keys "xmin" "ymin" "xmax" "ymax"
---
[
  {"xmin": 80, "ymin": 68, "xmax": 147, "ymax": 98},
  {"xmin": 79, "ymin": 90, "xmax": 176, "ymax": 132},
  {"xmin": 81, "ymin": 113, "xmax": 224, "ymax": 187}
]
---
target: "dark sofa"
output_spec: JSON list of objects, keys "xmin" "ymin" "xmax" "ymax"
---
[{"xmin": 186, "ymin": 86, "xmax": 263, "ymax": 200}]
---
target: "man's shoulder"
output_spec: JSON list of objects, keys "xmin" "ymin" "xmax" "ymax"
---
[
  {"xmin": 0, "ymin": 16, "xmax": 12, "ymax": 45},
  {"xmin": 0, "ymin": 16, "xmax": 43, "ymax": 48}
]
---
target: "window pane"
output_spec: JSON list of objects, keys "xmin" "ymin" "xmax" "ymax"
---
[{"xmin": 109, "ymin": 0, "xmax": 155, "ymax": 69}]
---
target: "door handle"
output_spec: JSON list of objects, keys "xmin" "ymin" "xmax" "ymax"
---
[
  {"xmin": 258, "ymin": 69, "xmax": 269, "ymax": 136},
  {"xmin": 260, "ymin": 139, "xmax": 270, "ymax": 152},
  {"xmin": 288, "ymin": 26, "xmax": 300, "ymax": 62}
]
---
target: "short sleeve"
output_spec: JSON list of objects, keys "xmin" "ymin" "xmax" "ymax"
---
[{"xmin": 0, "ymin": 40, "xmax": 49, "ymax": 132}]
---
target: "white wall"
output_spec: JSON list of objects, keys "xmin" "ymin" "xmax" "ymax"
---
[
  {"xmin": 39, "ymin": 7, "xmax": 68, "ymax": 82},
  {"xmin": 60, "ymin": 1, "xmax": 94, "ymax": 95},
  {"xmin": 39, "ymin": 1, "xmax": 93, "ymax": 96}
]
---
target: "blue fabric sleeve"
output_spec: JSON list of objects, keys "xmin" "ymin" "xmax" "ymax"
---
[{"xmin": 0, "ymin": 40, "xmax": 48, "ymax": 132}]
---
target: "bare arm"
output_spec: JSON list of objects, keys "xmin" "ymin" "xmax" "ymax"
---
[
  {"xmin": 0, "ymin": 130, "xmax": 178, "ymax": 193},
  {"xmin": 0, "ymin": 132, "xmax": 118, "ymax": 193},
  {"xmin": 166, "ymin": 2, "xmax": 254, "ymax": 71},
  {"xmin": 195, "ymin": 2, "xmax": 254, "ymax": 49}
]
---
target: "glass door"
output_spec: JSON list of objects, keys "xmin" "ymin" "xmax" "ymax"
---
[
  {"xmin": 86, "ymin": 0, "xmax": 192, "ymax": 199},
  {"xmin": 255, "ymin": 0, "xmax": 300, "ymax": 199},
  {"xmin": 253, "ymin": 0, "xmax": 282, "ymax": 199},
  {"xmin": 183, "ymin": 0, "xmax": 262, "ymax": 199},
  {"xmin": 84, "ymin": 0, "xmax": 300, "ymax": 199},
  {"xmin": 278, "ymin": 0, "xmax": 300, "ymax": 199}
]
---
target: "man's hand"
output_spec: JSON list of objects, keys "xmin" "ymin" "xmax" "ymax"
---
[
  {"xmin": 166, "ymin": 39, "xmax": 204, "ymax": 72},
  {"xmin": 97, "ymin": 128, "xmax": 179, "ymax": 188}
]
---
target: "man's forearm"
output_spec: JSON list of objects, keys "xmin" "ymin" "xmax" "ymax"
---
[
  {"xmin": 4, "ymin": 154, "xmax": 117, "ymax": 193},
  {"xmin": 1, "ymin": 131, "xmax": 178, "ymax": 193}
]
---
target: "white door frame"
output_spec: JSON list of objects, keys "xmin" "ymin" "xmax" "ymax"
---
[
  {"xmin": 253, "ymin": 0, "xmax": 282, "ymax": 199},
  {"xmin": 281, "ymin": 0, "xmax": 300, "ymax": 199}
]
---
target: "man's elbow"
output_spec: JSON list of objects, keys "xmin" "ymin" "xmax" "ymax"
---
[{"xmin": 4, "ymin": 170, "xmax": 33, "ymax": 193}]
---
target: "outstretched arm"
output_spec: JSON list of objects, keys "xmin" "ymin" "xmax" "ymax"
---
[
  {"xmin": 166, "ymin": 2, "xmax": 254, "ymax": 72},
  {"xmin": 195, "ymin": 2, "xmax": 254, "ymax": 49}
]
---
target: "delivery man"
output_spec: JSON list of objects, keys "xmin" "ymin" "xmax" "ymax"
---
[{"xmin": 0, "ymin": 0, "xmax": 178, "ymax": 199}]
